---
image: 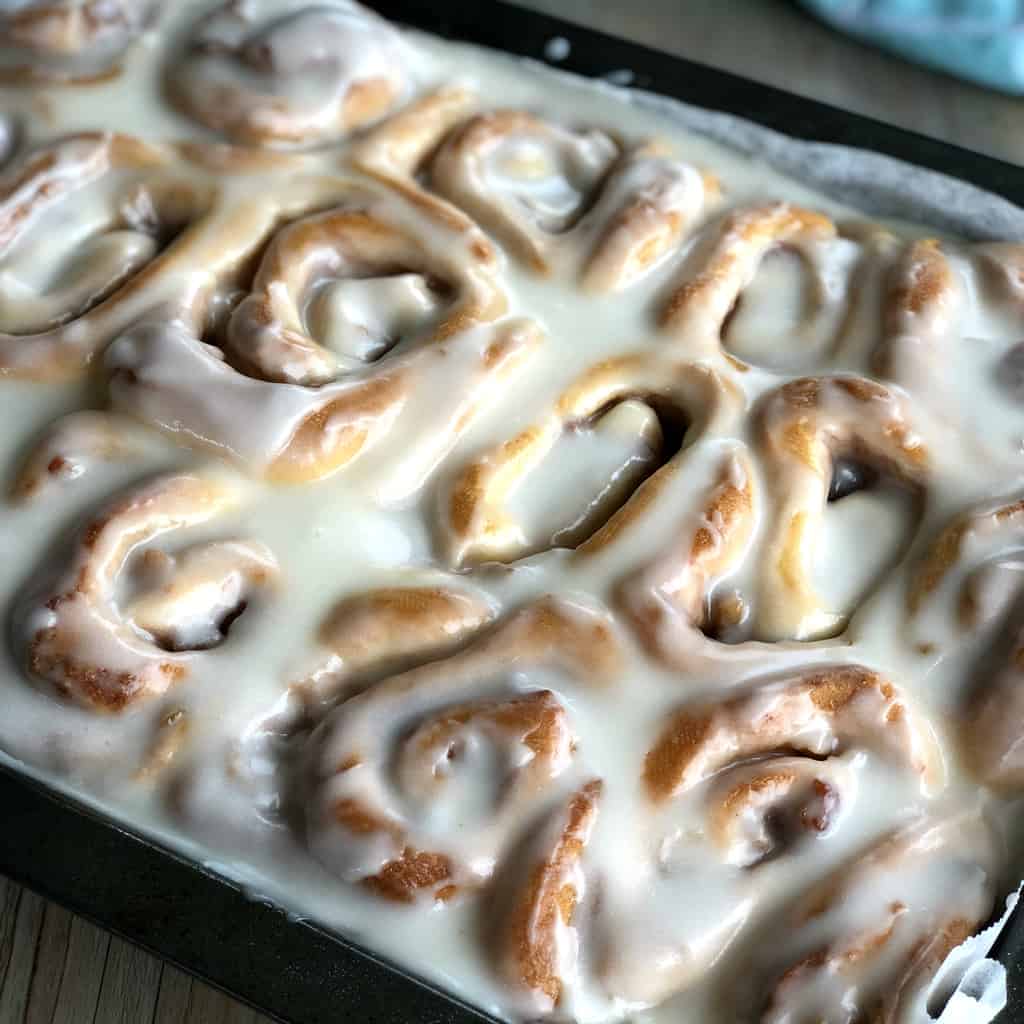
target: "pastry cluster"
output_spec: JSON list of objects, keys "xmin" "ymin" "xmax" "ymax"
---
[{"xmin": 2, "ymin": 3, "xmax": 1022, "ymax": 1022}]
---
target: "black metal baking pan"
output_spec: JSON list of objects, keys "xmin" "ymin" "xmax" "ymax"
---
[{"xmin": 3, "ymin": 2, "xmax": 1024, "ymax": 1021}]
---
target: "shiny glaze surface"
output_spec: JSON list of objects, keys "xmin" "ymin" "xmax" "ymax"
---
[{"xmin": 1, "ymin": 3, "xmax": 1024, "ymax": 1021}]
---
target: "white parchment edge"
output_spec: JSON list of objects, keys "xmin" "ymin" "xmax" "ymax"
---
[
  {"xmin": 623, "ymin": 86, "xmax": 1024, "ymax": 242},
  {"xmin": 929, "ymin": 885, "xmax": 1021, "ymax": 1022}
]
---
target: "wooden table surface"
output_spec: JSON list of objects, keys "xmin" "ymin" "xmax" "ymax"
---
[{"xmin": 4, "ymin": 2, "xmax": 1024, "ymax": 1021}]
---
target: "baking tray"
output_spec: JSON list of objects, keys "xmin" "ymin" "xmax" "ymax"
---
[{"xmin": 3, "ymin": 1, "xmax": 1024, "ymax": 1021}]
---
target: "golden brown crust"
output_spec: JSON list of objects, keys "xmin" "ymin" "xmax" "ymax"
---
[
  {"xmin": 19, "ymin": 473, "xmax": 278, "ymax": 711},
  {"xmin": 644, "ymin": 709, "xmax": 714, "ymax": 802},
  {"xmin": 430, "ymin": 110, "xmax": 715, "ymax": 288},
  {"xmin": 267, "ymin": 373, "xmax": 406, "ymax": 482},
  {"xmin": 1, "ymin": 24, "xmax": 1016, "ymax": 1020},
  {"xmin": 888, "ymin": 239, "xmax": 950, "ymax": 321},
  {"xmin": 707, "ymin": 762, "xmax": 840, "ymax": 867},
  {"xmin": 614, "ymin": 450, "xmax": 755, "ymax": 659},
  {"xmin": 908, "ymin": 499, "xmax": 1024, "ymax": 614},
  {"xmin": 444, "ymin": 355, "xmax": 740, "ymax": 566},
  {"xmin": 643, "ymin": 665, "xmax": 932, "ymax": 802},
  {"xmin": 0, "ymin": 132, "xmax": 217, "ymax": 380},
  {"xmin": 306, "ymin": 600, "xmax": 619, "ymax": 902},
  {"xmin": 501, "ymin": 780, "xmax": 602, "ymax": 1009},
  {"xmin": 661, "ymin": 202, "xmax": 835, "ymax": 341},
  {"xmin": 755, "ymin": 375, "xmax": 927, "ymax": 640},
  {"xmin": 876, "ymin": 238, "xmax": 960, "ymax": 379},
  {"xmin": 315, "ymin": 586, "xmax": 493, "ymax": 671},
  {"xmin": 227, "ymin": 200, "xmax": 506, "ymax": 387},
  {"xmin": 363, "ymin": 848, "xmax": 454, "ymax": 903},
  {"xmin": 108, "ymin": 225, "xmax": 537, "ymax": 487}
]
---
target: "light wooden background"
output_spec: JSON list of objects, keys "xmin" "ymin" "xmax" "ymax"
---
[{"xmin": 4, "ymin": 1, "xmax": 1024, "ymax": 1021}]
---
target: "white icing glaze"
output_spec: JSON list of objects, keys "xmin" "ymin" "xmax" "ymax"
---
[
  {"xmin": 0, "ymin": 0, "xmax": 157, "ymax": 83},
  {"xmin": 168, "ymin": 0, "xmax": 414, "ymax": 148},
  {"xmin": 304, "ymin": 273, "xmax": 437, "ymax": 366},
  {"xmin": 0, "ymin": 5, "xmax": 1023, "ymax": 1023}
]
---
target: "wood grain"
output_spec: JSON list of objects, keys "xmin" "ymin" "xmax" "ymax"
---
[
  {"xmin": 3, "ymin": 1, "xmax": 1023, "ymax": 1020},
  {"xmin": 0, "ymin": 877, "xmax": 269, "ymax": 1024}
]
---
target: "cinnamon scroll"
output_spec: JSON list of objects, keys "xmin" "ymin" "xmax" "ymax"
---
[
  {"xmin": 754, "ymin": 816, "xmax": 997, "ymax": 1023},
  {"xmin": 611, "ymin": 370, "xmax": 949, "ymax": 657},
  {"xmin": 305, "ymin": 598, "xmax": 618, "ymax": 902},
  {"xmin": 14, "ymin": 471, "xmax": 279, "ymax": 711},
  {"xmin": 169, "ymin": 1, "xmax": 412, "ymax": 149},
  {"xmin": 354, "ymin": 99, "xmax": 720, "ymax": 293},
  {"xmin": 430, "ymin": 113, "xmax": 718, "ymax": 289},
  {"xmin": 0, "ymin": 132, "xmax": 222, "ymax": 378},
  {"xmin": 600, "ymin": 664, "xmax": 943, "ymax": 1008},
  {"xmin": 107, "ymin": 184, "xmax": 537, "ymax": 488}
]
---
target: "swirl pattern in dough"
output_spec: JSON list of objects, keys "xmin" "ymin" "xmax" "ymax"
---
[
  {"xmin": 15, "ymin": 471, "xmax": 279, "ymax": 711},
  {"xmin": 305, "ymin": 599, "xmax": 618, "ymax": 902},
  {"xmin": 170, "ymin": 0, "xmax": 412, "ymax": 148}
]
